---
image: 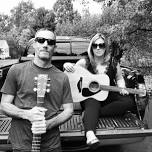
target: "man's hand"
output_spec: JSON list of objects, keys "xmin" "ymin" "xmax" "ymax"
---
[
  {"xmin": 25, "ymin": 107, "xmax": 47, "ymax": 134},
  {"xmin": 25, "ymin": 106, "xmax": 47, "ymax": 122},
  {"xmin": 31, "ymin": 119, "xmax": 46, "ymax": 134}
]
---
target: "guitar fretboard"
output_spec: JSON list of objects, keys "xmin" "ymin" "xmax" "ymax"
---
[
  {"xmin": 100, "ymin": 85, "xmax": 145, "ymax": 95},
  {"xmin": 31, "ymin": 134, "xmax": 41, "ymax": 152}
]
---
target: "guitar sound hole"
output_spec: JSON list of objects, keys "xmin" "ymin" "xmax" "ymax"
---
[{"xmin": 89, "ymin": 81, "xmax": 100, "ymax": 92}]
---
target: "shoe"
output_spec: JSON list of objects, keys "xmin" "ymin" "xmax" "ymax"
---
[{"xmin": 87, "ymin": 138, "xmax": 100, "ymax": 150}]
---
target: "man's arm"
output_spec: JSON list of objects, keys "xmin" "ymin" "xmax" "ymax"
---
[
  {"xmin": 1, "ymin": 93, "xmax": 24, "ymax": 118},
  {"xmin": 46, "ymin": 103, "xmax": 73, "ymax": 130},
  {"xmin": 1, "ymin": 93, "xmax": 46, "ymax": 122}
]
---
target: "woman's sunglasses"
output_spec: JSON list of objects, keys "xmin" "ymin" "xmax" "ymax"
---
[
  {"xmin": 35, "ymin": 37, "xmax": 56, "ymax": 46},
  {"xmin": 92, "ymin": 43, "xmax": 106, "ymax": 49}
]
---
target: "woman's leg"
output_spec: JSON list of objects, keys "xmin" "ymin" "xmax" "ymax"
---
[
  {"xmin": 80, "ymin": 98, "xmax": 101, "ymax": 145},
  {"xmin": 100, "ymin": 94, "xmax": 135, "ymax": 117},
  {"xmin": 81, "ymin": 98, "xmax": 101, "ymax": 132}
]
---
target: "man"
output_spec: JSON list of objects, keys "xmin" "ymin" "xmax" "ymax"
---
[{"xmin": 0, "ymin": 28, "xmax": 73, "ymax": 152}]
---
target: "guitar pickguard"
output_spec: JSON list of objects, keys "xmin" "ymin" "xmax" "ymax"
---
[
  {"xmin": 82, "ymin": 88, "xmax": 101, "ymax": 97},
  {"xmin": 77, "ymin": 76, "xmax": 101, "ymax": 97}
]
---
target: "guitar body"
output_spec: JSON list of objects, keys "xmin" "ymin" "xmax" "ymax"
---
[
  {"xmin": 64, "ymin": 66, "xmax": 110, "ymax": 102},
  {"xmin": 65, "ymin": 66, "xmax": 145, "ymax": 103}
]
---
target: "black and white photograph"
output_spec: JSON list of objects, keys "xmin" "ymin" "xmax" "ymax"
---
[{"xmin": 0, "ymin": 0, "xmax": 152, "ymax": 152}]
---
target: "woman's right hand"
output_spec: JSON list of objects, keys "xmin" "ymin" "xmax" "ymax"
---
[{"xmin": 63, "ymin": 62, "xmax": 75, "ymax": 72}]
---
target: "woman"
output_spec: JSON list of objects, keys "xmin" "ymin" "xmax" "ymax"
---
[{"xmin": 64, "ymin": 33, "xmax": 134, "ymax": 148}]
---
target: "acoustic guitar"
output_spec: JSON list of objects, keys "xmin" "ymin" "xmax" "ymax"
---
[
  {"xmin": 64, "ymin": 66, "xmax": 145, "ymax": 103},
  {"xmin": 31, "ymin": 74, "xmax": 50, "ymax": 152}
]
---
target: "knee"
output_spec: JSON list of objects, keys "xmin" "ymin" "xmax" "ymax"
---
[{"xmin": 83, "ymin": 98, "xmax": 101, "ymax": 109}]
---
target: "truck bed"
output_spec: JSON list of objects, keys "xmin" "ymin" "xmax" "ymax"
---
[
  {"xmin": 1, "ymin": 112, "xmax": 152, "ymax": 151},
  {"xmin": 0, "ymin": 57, "xmax": 152, "ymax": 151}
]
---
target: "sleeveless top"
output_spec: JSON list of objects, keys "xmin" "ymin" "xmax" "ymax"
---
[{"xmin": 85, "ymin": 56, "xmax": 118, "ymax": 87}]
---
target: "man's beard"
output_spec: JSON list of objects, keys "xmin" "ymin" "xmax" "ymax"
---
[{"xmin": 38, "ymin": 51, "xmax": 52, "ymax": 61}]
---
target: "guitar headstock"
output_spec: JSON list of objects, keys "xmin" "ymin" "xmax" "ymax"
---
[
  {"xmin": 144, "ymin": 75, "xmax": 152, "ymax": 96},
  {"xmin": 34, "ymin": 74, "xmax": 50, "ymax": 105}
]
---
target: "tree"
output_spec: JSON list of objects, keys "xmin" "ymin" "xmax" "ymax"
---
[
  {"xmin": 43, "ymin": 11, "xmax": 56, "ymax": 31},
  {"xmin": 0, "ymin": 1, "xmax": 57, "ymax": 58},
  {"xmin": 94, "ymin": 0, "xmax": 152, "ymax": 69},
  {"xmin": 5, "ymin": 27, "xmax": 23, "ymax": 58},
  {"xmin": 0, "ymin": 14, "xmax": 12, "ymax": 33},
  {"xmin": 31, "ymin": 7, "xmax": 56, "ymax": 31},
  {"xmin": 80, "ymin": 0, "xmax": 90, "ymax": 16},
  {"xmin": 53, "ymin": 0, "xmax": 74, "ymax": 24},
  {"xmin": 10, "ymin": 1, "xmax": 34, "ymax": 28}
]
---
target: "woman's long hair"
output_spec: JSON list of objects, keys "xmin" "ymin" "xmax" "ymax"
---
[{"xmin": 87, "ymin": 33, "xmax": 111, "ymax": 68}]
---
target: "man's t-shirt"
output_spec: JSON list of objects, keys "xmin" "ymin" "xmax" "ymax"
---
[{"xmin": 1, "ymin": 61, "xmax": 73, "ymax": 151}]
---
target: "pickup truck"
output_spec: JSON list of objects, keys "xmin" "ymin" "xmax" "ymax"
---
[{"xmin": 0, "ymin": 38, "xmax": 152, "ymax": 152}]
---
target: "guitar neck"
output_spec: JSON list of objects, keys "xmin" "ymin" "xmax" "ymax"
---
[
  {"xmin": 31, "ymin": 98, "xmax": 44, "ymax": 152},
  {"xmin": 37, "ymin": 97, "xmax": 44, "ymax": 107},
  {"xmin": 31, "ymin": 134, "xmax": 41, "ymax": 152},
  {"xmin": 31, "ymin": 74, "xmax": 48, "ymax": 152},
  {"xmin": 100, "ymin": 85, "xmax": 144, "ymax": 95}
]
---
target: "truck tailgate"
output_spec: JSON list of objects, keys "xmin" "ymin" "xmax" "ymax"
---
[{"xmin": 1, "ymin": 113, "xmax": 152, "ymax": 150}]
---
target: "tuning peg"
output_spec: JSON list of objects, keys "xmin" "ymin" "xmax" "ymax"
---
[
  {"xmin": 34, "ymin": 77, "xmax": 38, "ymax": 80},
  {"xmin": 47, "ymin": 84, "xmax": 50, "ymax": 87},
  {"xmin": 33, "ymin": 88, "xmax": 37, "ymax": 92},
  {"xmin": 46, "ymin": 89, "xmax": 50, "ymax": 93},
  {"xmin": 47, "ymin": 78, "xmax": 51, "ymax": 81}
]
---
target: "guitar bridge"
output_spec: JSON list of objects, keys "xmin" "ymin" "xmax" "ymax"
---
[{"xmin": 77, "ymin": 77, "xmax": 83, "ymax": 93}]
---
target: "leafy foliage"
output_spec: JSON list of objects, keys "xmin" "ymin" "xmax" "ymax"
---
[
  {"xmin": 0, "ymin": 0, "xmax": 152, "ymax": 73},
  {"xmin": 93, "ymin": 0, "xmax": 152, "ymax": 71},
  {"xmin": 53, "ymin": 0, "xmax": 75, "ymax": 24},
  {"xmin": 0, "ymin": 1, "xmax": 56, "ymax": 58},
  {"xmin": 56, "ymin": 14, "xmax": 102, "ymax": 37},
  {"xmin": 0, "ymin": 14, "xmax": 12, "ymax": 33},
  {"xmin": 31, "ymin": 7, "xmax": 56, "ymax": 31},
  {"xmin": 10, "ymin": 1, "xmax": 34, "ymax": 28}
]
